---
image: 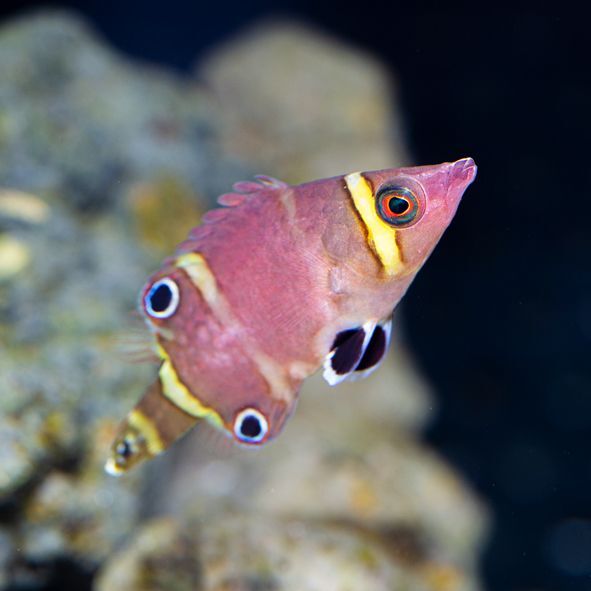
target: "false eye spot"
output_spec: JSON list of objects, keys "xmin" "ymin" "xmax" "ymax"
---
[
  {"xmin": 233, "ymin": 408, "xmax": 268, "ymax": 444},
  {"xmin": 144, "ymin": 278, "xmax": 179, "ymax": 319},
  {"xmin": 376, "ymin": 186, "xmax": 421, "ymax": 228}
]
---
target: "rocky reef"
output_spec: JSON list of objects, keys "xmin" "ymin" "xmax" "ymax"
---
[{"xmin": 0, "ymin": 12, "xmax": 487, "ymax": 590}]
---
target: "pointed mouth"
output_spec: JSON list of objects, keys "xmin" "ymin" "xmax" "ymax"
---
[
  {"xmin": 450, "ymin": 157, "xmax": 477, "ymax": 186},
  {"xmin": 442, "ymin": 157, "xmax": 477, "ymax": 218}
]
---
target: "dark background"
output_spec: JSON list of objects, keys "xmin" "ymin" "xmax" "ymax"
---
[{"xmin": 1, "ymin": 2, "xmax": 589, "ymax": 590}]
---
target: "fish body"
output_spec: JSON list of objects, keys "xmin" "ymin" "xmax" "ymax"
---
[{"xmin": 107, "ymin": 158, "xmax": 477, "ymax": 474}]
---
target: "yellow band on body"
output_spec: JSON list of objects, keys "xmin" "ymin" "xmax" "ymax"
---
[
  {"xmin": 344, "ymin": 172, "xmax": 403, "ymax": 275},
  {"xmin": 174, "ymin": 252, "xmax": 293, "ymax": 404},
  {"xmin": 175, "ymin": 252, "xmax": 220, "ymax": 310},
  {"xmin": 156, "ymin": 344, "xmax": 223, "ymax": 428}
]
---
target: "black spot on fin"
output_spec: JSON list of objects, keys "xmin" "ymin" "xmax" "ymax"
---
[
  {"xmin": 323, "ymin": 323, "xmax": 376, "ymax": 386},
  {"xmin": 330, "ymin": 328, "xmax": 366, "ymax": 375},
  {"xmin": 331, "ymin": 328, "xmax": 359, "ymax": 350},
  {"xmin": 355, "ymin": 325, "xmax": 387, "ymax": 371},
  {"xmin": 323, "ymin": 319, "xmax": 391, "ymax": 386},
  {"xmin": 353, "ymin": 318, "xmax": 393, "ymax": 379}
]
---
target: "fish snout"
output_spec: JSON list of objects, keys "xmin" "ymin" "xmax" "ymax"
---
[
  {"xmin": 449, "ymin": 157, "xmax": 477, "ymax": 187},
  {"xmin": 439, "ymin": 157, "xmax": 477, "ymax": 219}
]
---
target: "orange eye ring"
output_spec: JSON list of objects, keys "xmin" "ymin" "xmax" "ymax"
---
[{"xmin": 376, "ymin": 186, "xmax": 421, "ymax": 227}]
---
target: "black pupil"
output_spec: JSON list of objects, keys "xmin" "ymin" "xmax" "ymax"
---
[
  {"xmin": 388, "ymin": 196, "xmax": 409, "ymax": 215},
  {"xmin": 241, "ymin": 414, "xmax": 262, "ymax": 439},
  {"xmin": 150, "ymin": 283, "xmax": 172, "ymax": 312}
]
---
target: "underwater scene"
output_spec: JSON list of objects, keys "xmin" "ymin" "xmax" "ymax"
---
[{"xmin": 0, "ymin": 3, "xmax": 587, "ymax": 591}]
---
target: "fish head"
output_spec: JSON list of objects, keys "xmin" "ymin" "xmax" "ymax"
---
[{"xmin": 355, "ymin": 157, "xmax": 477, "ymax": 277}]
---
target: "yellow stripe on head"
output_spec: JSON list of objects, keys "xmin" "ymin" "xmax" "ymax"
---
[
  {"xmin": 156, "ymin": 344, "xmax": 223, "ymax": 429},
  {"xmin": 344, "ymin": 172, "xmax": 403, "ymax": 275}
]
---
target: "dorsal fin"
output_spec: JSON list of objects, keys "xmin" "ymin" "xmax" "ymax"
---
[
  {"xmin": 253, "ymin": 175, "xmax": 288, "ymax": 188},
  {"xmin": 217, "ymin": 176, "xmax": 288, "ymax": 207}
]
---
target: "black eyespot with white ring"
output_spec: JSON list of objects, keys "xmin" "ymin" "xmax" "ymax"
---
[
  {"xmin": 233, "ymin": 408, "xmax": 268, "ymax": 444},
  {"xmin": 144, "ymin": 278, "xmax": 179, "ymax": 319}
]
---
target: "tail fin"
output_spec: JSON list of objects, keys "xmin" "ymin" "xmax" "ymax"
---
[{"xmin": 105, "ymin": 379, "xmax": 198, "ymax": 475}]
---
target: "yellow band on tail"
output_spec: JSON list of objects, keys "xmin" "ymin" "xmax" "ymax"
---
[{"xmin": 127, "ymin": 409, "xmax": 165, "ymax": 456}]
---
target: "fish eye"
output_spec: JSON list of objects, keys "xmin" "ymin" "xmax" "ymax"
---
[
  {"xmin": 233, "ymin": 408, "xmax": 268, "ymax": 444},
  {"xmin": 144, "ymin": 278, "xmax": 179, "ymax": 319},
  {"xmin": 376, "ymin": 186, "xmax": 422, "ymax": 228}
]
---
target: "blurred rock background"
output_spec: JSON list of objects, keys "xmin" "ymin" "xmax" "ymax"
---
[{"xmin": 0, "ymin": 12, "xmax": 487, "ymax": 590}]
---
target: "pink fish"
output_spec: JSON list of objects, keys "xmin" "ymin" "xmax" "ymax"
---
[{"xmin": 106, "ymin": 158, "xmax": 477, "ymax": 474}]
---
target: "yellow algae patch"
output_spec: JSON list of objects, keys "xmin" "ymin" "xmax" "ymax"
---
[
  {"xmin": 0, "ymin": 190, "xmax": 50, "ymax": 224},
  {"xmin": 0, "ymin": 236, "xmax": 30, "ymax": 280},
  {"xmin": 344, "ymin": 172, "xmax": 403, "ymax": 275},
  {"xmin": 128, "ymin": 178, "xmax": 202, "ymax": 254},
  {"xmin": 350, "ymin": 476, "xmax": 379, "ymax": 518},
  {"xmin": 420, "ymin": 563, "xmax": 463, "ymax": 591}
]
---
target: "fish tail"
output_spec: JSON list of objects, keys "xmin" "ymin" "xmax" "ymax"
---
[{"xmin": 105, "ymin": 378, "xmax": 197, "ymax": 475}]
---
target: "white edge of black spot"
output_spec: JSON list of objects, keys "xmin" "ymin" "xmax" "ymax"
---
[
  {"xmin": 322, "ymin": 320, "xmax": 376, "ymax": 386},
  {"xmin": 233, "ymin": 408, "xmax": 269, "ymax": 444},
  {"xmin": 350, "ymin": 317, "xmax": 393, "ymax": 382},
  {"xmin": 144, "ymin": 278, "xmax": 180, "ymax": 319}
]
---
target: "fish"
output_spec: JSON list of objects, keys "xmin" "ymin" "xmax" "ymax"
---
[{"xmin": 106, "ymin": 158, "xmax": 477, "ymax": 475}]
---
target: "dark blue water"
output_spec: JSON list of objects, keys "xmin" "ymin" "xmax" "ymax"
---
[{"xmin": 2, "ymin": 2, "xmax": 588, "ymax": 590}]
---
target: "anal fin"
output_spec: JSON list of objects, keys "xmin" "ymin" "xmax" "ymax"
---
[
  {"xmin": 353, "ymin": 318, "xmax": 392, "ymax": 379},
  {"xmin": 322, "ymin": 318, "xmax": 392, "ymax": 386},
  {"xmin": 323, "ymin": 321, "xmax": 375, "ymax": 385}
]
